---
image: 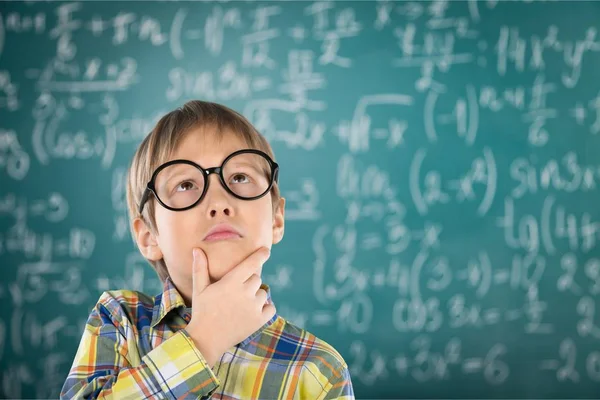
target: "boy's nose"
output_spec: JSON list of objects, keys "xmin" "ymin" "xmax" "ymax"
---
[
  {"xmin": 209, "ymin": 206, "xmax": 230, "ymax": 217},
  {"xmin": 205, "ymin": 174, "xmax": 233, "ymax": 218}
]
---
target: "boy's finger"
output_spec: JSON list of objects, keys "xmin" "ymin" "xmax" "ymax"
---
[
  {"xmin": 192, "ymin": 248, "xmax": 210, "ymax": 295},
  {"xmin": 225, "ymin": 247, "xmax": 270, "ymax": 282}
]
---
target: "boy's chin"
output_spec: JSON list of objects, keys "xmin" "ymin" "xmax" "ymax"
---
[{"xmin": 203, "ymin": 242, "xmax": 257, "ymax": 280}]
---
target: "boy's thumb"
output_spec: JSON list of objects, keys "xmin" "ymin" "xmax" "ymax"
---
[{"xmin": 192, "ymin": 248, "xmax": 210, "ymax": 294}]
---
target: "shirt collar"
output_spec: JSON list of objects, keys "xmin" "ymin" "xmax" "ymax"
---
[
  {"xmin": 151, "ymin": 277, "xmax": 277, "ymax": 346},
  {"xmin": 151, "ymin": 276, "xmax": 188, "ymax": 328}
]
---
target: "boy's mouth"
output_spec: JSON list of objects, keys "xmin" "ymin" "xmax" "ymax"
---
[{"xmin": 203, "ymin": 223, "xmax": 242, "ymax": 242}]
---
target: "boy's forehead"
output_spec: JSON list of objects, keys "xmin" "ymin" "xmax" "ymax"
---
[{"xmin": 169, "ymin": 126, "xmax": 250, "ymax": 165}]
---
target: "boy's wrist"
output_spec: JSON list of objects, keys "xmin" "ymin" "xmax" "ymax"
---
[{"xmin": 186, "ymin": 325, "xmax": 224, "ymax": 368}]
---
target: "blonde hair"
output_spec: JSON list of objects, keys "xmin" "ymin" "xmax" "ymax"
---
[{"xmin": 126, "ymin": 100, "xmax": 281, "ymax": 283}]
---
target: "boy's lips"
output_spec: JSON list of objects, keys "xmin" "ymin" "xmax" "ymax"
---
[{"xmin": 203, "ymin": 223, "xmax": 242, "ymax": 242}]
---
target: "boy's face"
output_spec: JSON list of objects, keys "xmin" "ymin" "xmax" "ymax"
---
[{"xmin": 134, "ymin": 126, "xmax": 285, "ymax": 304}]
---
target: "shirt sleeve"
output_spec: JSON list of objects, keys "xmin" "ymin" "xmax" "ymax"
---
[
  {"xmin": 322, "ymin": 365, "xmax": 355, "ymax": 400},
  {"xmin": 60, "ymin": 295, "xmax": 220, "ymax": 399}
]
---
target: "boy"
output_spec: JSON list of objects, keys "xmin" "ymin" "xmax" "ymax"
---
[{"xmin": 61, "ymin": 100, "xmax": 355, "ymax": 399}]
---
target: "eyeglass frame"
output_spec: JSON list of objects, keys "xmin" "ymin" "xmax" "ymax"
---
[{"xmin": 138, "ymin": 148, "xmax": 279, "ymax": 214}]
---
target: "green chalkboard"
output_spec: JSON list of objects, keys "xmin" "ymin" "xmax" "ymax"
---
[{"xmin": 1, "ymin": 1, "xmax": 600, "ymax": 398}]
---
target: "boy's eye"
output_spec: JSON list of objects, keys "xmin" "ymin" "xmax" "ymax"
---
[
  {"xmin": 230, "ymin": 173, "xmax": 251, "ymax": 184},
  {"xmin": 175, "ymin": 181, "xmax": 198, "ymax": 192}
]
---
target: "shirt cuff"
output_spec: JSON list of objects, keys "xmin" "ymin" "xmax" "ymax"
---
[{"xmin": 142, "ymin": 330, "xmax": 221, "ymax": 399}]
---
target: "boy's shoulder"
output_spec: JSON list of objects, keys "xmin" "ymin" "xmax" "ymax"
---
[{"xmin": 266, "ymin": 315, "xmax": 349, "ymax": 378}]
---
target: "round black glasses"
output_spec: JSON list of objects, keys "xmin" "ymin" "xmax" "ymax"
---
[{"xmin": 138, "ymin": 149, "xmax": 279, "ymax": 214}]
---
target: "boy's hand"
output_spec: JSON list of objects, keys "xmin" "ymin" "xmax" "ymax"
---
[{"xmin": 185, "ymin": 246, "xmax": 276, "ymax": 367}]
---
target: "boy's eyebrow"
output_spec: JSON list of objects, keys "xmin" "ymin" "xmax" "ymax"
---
[
  {"xmin": 157, "ymin": 164, "xmax": 199, "ymax": 187},
  {"xmin": 227, "ymin": 160, "xmax": 259, "ymax": 168},
  {"xmin": 225, "ymin": 160, "xmax": 269, "ymax": 175}
]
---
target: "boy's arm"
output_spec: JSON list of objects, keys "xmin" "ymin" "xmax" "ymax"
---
[{"xmin": 60, "ymin": 295, "xmax": 220, "ymax": 399}]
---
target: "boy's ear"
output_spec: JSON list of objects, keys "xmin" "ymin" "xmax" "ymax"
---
[
  {"xmin": 133, "ymin": 217, "xmax": 163, "ymax": 261},
  {"xmin": 272, "ymin": 197, "xmax": 285, "ymax": 245}
]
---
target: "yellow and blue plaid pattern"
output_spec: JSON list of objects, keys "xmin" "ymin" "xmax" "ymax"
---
[{"xmin": 61, "ymin": 277, "xmax": 354, "ymax": 399}]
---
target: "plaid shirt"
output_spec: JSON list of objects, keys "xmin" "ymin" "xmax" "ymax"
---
[{"xmin": 61, "ymin": 277, "xmax": 354, "ymax": 399}]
